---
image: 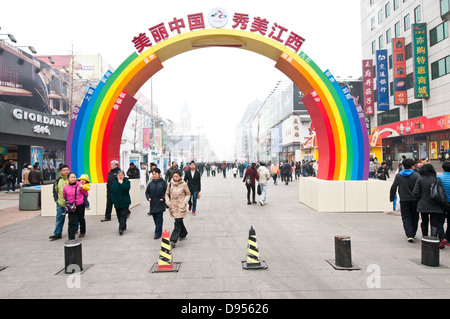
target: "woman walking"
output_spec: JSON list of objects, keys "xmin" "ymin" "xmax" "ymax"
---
[
  {"xmin": 243, "ymin": 163, "xmax": 259, "ymax": 205},
  {"xmin": 165, "ymin": 170, "xmax": 190, "ymax": 248},
  {"xmin": 413, "ymin": 164, "xmax": 448, "ymax": 248},
  {"xmin": 110, "ymin": 170, "xmax": 131, "ymax": 235},
  {"xmin": 145, "ymin": 168, "xmax": 167, "ymax": 239},
  {"xmin": 63, "ymin": 173, "xmax": 88, "ymax": 240}
]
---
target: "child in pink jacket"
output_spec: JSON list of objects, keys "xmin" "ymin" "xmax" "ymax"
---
[{"xmin": 63, "ymin": 173, "xmax": 88, "ymax": 240}]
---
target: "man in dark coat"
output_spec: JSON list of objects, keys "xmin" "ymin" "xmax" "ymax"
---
[
  {"xmin": 184, "ymin": 161, "xmax": 201, "ymax": 216},
  {"xmin": 390, "ymin": 158, "xmax": 420, "ymax": 242},
  {"xmin": 126, "ymin": 162, "xmax": 140, "ymax": 179},
  {"xmin": 101, "ymin": 160, "xmax": 121, "ymax": 222}
]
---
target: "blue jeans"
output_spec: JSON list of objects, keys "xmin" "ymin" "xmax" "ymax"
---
[
  {"xmin": 189, "ymin": 190, "xmax": 198, "ymax": 212},
  {"xmin": 152, "ymin": 212, "xmax": 164, "ymax": 237},
  {"xmin": 54, "ymin": 204, "xmax": 78, "ymax": 235},
  {"xmin": 6, "ymin": 181, "xmax": 15, "ymax": 192}
]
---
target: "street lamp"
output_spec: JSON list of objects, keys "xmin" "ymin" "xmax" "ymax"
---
[
  {"xmin": 0, "ymin": 34, "xmax": 16, "ymax": 43},
  {"xmin": 17, "ymin": 46, "xmax": 37, "ymax": 54}
]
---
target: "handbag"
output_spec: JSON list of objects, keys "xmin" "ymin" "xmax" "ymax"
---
[
  {"xmin": 430, "ymin": 178, "xmax": 448, "ymax": 207},
  {"xmin": 246, "ymin": 176, "xmax": 252, "ymax": 186},
  {"xmin": 64, "ymin": 185, "xmax": 77, "ymax": 213},
  {"xmin": 257, "ymin": 184, "xmax": 262, "ymax": 195}
]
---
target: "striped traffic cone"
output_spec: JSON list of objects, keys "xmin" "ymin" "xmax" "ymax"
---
[
  {"xmin": 150, "ymin": 230, "xmax": 180, "ymax": 273},
  {"xmin": 242, "ymin": 226, "xmax": 268, "ymax": 270}
]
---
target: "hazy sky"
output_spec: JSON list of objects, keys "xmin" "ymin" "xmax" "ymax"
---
[{"xmin": 1, "ymin": 0, "xmax": 362, "ymax": 160}]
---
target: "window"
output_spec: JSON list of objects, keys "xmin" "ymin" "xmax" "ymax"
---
[
  {"xmin": 386, "ymin": 28, "xmax": 392, "ymax": 44},
  {"xmin": 406, "ymin": 72, "xmax": 414, "ymax": 89},
  {"xmin": 408, "ymin": 101, "xmax": 423, "ymax": 119},
  {"xmin": 404, "ymin": 14, "xmax": 410, "ymax": 31},
  {"xmin": 405, "ymin": 42, "xmax": 412, "ymax": 60},
  {"xmin": 379, "ymin": 34, "xmax": 385, "ymax": 48},
  {"xmin": 377, "ymin": 108, "xmax": 400, "ymax": 126},
  {"xmin": 395, "ymin": 21, "xmax": 401, "ymax": 37},
  {"xmin": 414, "ymin": 5, "xmax": 421, "ymax": 23},
  {"xmin": 372, "ymin": 40, "xmax": 377, "ymax": 54},
  {"xmin": 378, "ymin": 9, "xmax": 384, "ymax": 24},
  {"xmin": 431, "ymin": 55, "xmax": 450, "ymax": 79},
  {"xmin": 394, "ymin": 0, "xmax": 399, "ymax": 11},
  {"xmin": 430, "ymin": 21, "xmax": 449, "ymax": 46},
  {"xmin": 441, "ymin": 0, "xmax": 450, "ymax": 16},
  {"xmin": 370, "ymin": 0, "xmax": 375, "ymax": 7},
  {"xmin": 385, "ymin": 2, "xmax": 391, "ymax": 18},
  {"xmin": 371, "ymin": 16, "xmax": 376, "ymax": 31}
]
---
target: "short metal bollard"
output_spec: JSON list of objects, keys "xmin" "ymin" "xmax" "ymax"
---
[
  {"xmin": 327, "ymin": 235, "xmax": 360, "ymax": 270},
  {"xmin": 64, "ymin": 239, "xmax": 83, "ymax": 274},
  {"xmin": 421, "ymin": 236, "xmax": 440, "ymax": 267},
  {"xmin": 335, "ymin": 235, "xmax": 352, "ymax": 268}
]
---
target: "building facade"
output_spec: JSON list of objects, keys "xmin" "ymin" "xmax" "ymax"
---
[
  {"xmin": 235, "ymin": 81, "xmax": 311, "ymax": 164},
  {"xmin": 361, "ymin": 0, "xmax": 450, "ymax": 162}
]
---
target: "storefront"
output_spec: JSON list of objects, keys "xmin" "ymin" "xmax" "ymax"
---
[
  {"xmin": 372, "ymin": 115, "xmax": 450, "ymax": 162},
  {"xmin": 0, "ymin": 102, "xmax": 68, "ymax": 180}
]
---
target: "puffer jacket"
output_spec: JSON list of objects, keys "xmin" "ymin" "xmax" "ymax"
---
[
  {"xmin": 145, "ymin": 178, "xmax": 167, "ymax": 214},
  {"xmin": 63, "ymin": 181, "xmax": 88, "ymax": 206},
  {"xmin": 257, "ymin": 166, "xmax": 271, "ymax": 184},
  {"xmin": 165, "ymin": 179, "xmax": 190, "ymax": 219}
]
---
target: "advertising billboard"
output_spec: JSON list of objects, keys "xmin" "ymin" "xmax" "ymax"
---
[{"xmin": 0, "ymin": 41, "xmax": 69, "ymax": 116}]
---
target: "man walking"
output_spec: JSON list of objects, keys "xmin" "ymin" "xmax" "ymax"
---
[
  {"xmin": 390, "ymin": 158, "xmax": 420, "ymax": 242},
  {"xmin": 165, "ymin": 161, "xmax": 178, "ymax": 183},
  {"xmin": 184, "ymin": 161, "xmax": 201, "ymax": 216},
  {"xmin": 49, "ymin": 164, "xmax": 70, "ymax": 240},
  {"xmin": 101, "ymin": 160, "xmax": 120, "ymax": 222}
]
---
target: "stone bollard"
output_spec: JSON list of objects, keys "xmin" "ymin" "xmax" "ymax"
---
[
  {"xmin": 64, "ymin": 239, "xmax": 83, "ymax": 274},
  {"xmin": 421, "ymin": 236, "xmax": 440, "ymax": 267}
]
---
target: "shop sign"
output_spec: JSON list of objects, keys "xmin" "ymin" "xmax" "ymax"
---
[
  {"xmin": 376, "ymin": 50, "xmax": 389, "ymax": 111},
  {"xmin": 392, "ymin": 38, "xmax": 407, "ymax": 105},
  {"xmin": 131, "ymin": 8, "xmax": 306, "ymax": 53},
  {"xmin": 362, "ymin": 59, "xmax": 374, "ymax": 115},
  {"xmin": 0, "ymin": 146, "xmax": 7, "ymax": 154},
  {"xmin": 412, "ymin": 23, "xmax": 430, "ymax": 99},
  {"xmin": 373, "ymin": 114, "xmax": 450, "ymax": 139},
  {"xmin": 11, "ymin": 108, "xmax": 68, "ymax": 136}
]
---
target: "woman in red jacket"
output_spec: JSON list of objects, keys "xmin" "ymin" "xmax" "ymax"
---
[
  {"xmin": 63, "ymin": 173, "xmax": 89, "ymax": 240},
  {"xmin": 243, "ymin": 163, "xmax": 259, "ymax": 205}
]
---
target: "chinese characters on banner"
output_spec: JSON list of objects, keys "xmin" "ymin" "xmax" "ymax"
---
[
  {"xmin": 362, "ymin": 59, "xmax": 374, "ymax": 115},
  {"xmin": 412, "ymin": 23, "xmax": 430, "ymax": 99},
  {"xmin": 132, "ymin": 11, "xmax": 305, "ymax": 53},
  {"xmin": 392, "ymin": 38, "xmax": 407, "ymax": 105},
  {"xmin": 376, "ymin": 49, "xmax": 390, "ymax": 111}
]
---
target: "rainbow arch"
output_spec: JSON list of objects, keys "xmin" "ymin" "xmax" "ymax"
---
[{"xmin": 66, "ymin": 29, "xmax": 370, "ymax": 183}]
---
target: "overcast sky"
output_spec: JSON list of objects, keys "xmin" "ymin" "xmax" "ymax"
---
[{"xmin": 1, "ymin": 0, "xmax": 362, "ymax": 160}]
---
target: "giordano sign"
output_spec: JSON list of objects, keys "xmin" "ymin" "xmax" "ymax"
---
[{"xmin": 0, "ymin": 102, "xmax": 69, "ymax": 141}]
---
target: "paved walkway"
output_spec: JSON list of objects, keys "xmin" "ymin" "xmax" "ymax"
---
[{"xmin": 1, "ymin": 174, "xmax": 450, "ymax": 299}]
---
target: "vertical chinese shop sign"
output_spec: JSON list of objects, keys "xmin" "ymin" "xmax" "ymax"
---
[
  {"xmin": 412, "ymin": 23, "xmax": 430, "ymax": 99},
  {"xmin": 362, "ymin": 60, "xmax": 374, "ymax": 115},
  {"xmin": 392, "ymin": 38, "xmax": 407, "ymax": 105},
  {"xmin": 376, "ymin": 49, "xmax": 390, "ymax": 111}
]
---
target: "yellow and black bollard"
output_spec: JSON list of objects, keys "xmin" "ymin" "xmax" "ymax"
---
[
  {"xmin": 150, "ymin": 230, "xmax": 180, "ymax": 273},
  {"xmin": 242, "ymin": 226, "xmax": 268, "ymax": 270}
]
